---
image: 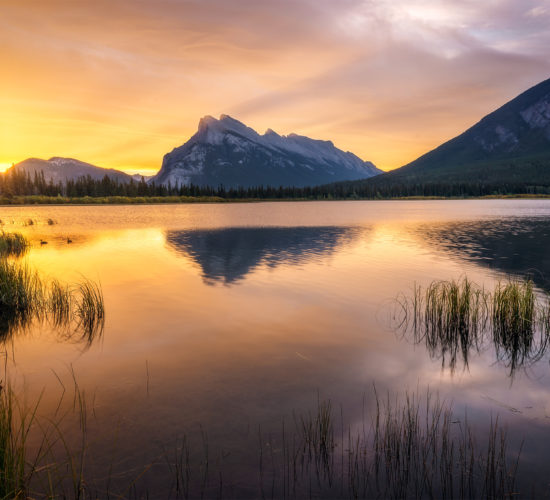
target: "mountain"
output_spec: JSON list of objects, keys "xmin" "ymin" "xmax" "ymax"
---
[
  {"xmin": 131, "ymin": 173, "xmax": 153, "ymax": 182},
  {"xmin": 356, "ymin": 77, "xmax": 550, "ymax": 187},
  {"xmin": 10, "ymin": 157, "xmax": 133, "ymax": 183},
  {"xmin": 153, "ymin": 115, "xmax": 381, "ymax": 188}
]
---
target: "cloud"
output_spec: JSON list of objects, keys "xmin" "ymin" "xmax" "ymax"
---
[{"xmin": 1, "ymin": 0, "xmax": 549, "ymax": 172}]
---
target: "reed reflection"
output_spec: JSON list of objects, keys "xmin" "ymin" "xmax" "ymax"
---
[
  {"xmin": 165, "ymin": 226, "xmax": 365, "ymax": 285},
  {"xmin": 395, "ymin": 278, "xmax": 550, "ymax": 377}
]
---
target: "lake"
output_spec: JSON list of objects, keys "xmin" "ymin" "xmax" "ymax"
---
[{"xmin": 2, "ymin": 200, "xmax": 550, "ymax": 498}]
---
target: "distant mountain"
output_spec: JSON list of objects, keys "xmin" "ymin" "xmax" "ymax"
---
[
  {"xmin": 351, "ymin": 78, "xmax": 550, "ymax": 188},
  {"xmin": 10, "ymin": 157, "xmax": 132, "ymax": 183},
  {"xmin": 131, "ymin": 173, "xmax": 154, "ymax": 182},
  {"xmin": 153, "ymin": 115, "xmax": 381, "ymax": 188}
]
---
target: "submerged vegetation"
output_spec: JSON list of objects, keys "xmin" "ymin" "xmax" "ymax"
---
[{"xmin": 396, "ymin": 277, "xmax": 550, "ymax": 374}]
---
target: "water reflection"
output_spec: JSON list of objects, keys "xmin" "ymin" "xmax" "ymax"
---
[
  {"xmin": 394, "ymin": 278, "xmax": 550, "ymax": 378},
  {"xmin": 414, "ymin": 217, "xmax": 550, "ymax": 290},
  {"xmin": 165, "ymin": 226, "xmax": 365, "ymax": 284}
]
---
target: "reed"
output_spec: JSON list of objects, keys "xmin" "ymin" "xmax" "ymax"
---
[
  {"xmin": 493, "ymin": 280, "xmax": 535, "ymax": 345},
  {"xmin": 74, "ymin": 279, "xmax": 105, "ymax": 342},
  {"xmin": 0, "ymin": 259, "xmax": 42, "ymax": 312},
  {"xmin": 397, "ymin": 277, "xmax": 550, "ymax": 375},
  {"xmin": 0, "ymin": 258, "xmax": 104, "ymax": 344},
  {"xmin": 0, "ymin": 384, "xmax": 25, "ymax": 498},
  {"xmin": 48, "ymin": 279, "xmax": 72, "ymax": 327},
  {"xmin": 0, "ymin": 382, "xmax": 43, "ymax": 499},
  {"xmin": 0, "ymin": 379, "xmax": 525, "ymax": 499},
  {"xmin": 0, "ymin": 232, "xmax": 29, "ymax": 257}
]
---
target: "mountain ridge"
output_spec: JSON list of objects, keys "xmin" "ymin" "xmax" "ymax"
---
[
  {"xmin": 152, "ymin": 115, "xmax": 381, "ymax": 188},
  {"xmin": 362, "ymin": 77, "xmax": 550, "ymax": 186},
  {"xmin": 10, "ymin": 157, "xmax": 133, "ymax": 184}
]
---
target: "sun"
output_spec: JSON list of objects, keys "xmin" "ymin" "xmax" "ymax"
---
[{"xmin": 0, "ymin": 163, "xmax": 14, "ymax": 173}]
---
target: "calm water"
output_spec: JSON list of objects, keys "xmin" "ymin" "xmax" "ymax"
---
[{"xmin": 3, "ymin": 200, "xmax": 550, "ymax": 497}]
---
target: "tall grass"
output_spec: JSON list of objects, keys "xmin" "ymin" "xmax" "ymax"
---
[
  {"xmin": 397, "ymin": 277, "xmax": 550, "ymax": 375},
  {"xmin": 75, "ymin": 279, "xmax": 105, "ymax": 343},
  {"xmin": 0, "ymin": 384, "xmax": 26, "ymax": 499},
  {"xmin": 0, "ymin": 383, "xmax": 43, "ymax": 499},
  {"xmin": 0, "ymin": 260, "xmax": 43, "ymax": 339},
  {"xmin": 0, "ymin": 377, "xmax": 525, "ymax": 499},
  {"xmin": 0, "ymin": 258, "xmax": 104, "ymax": 344},
  {"xmin": 0, "ymin": 232, "xmax": 29, "ymax": 257},
  {"xmin": 492, "ymin": 281, "xmax": 543, "ymax": 372},
  {"xmin": 258, "ymin": 390, "xmax": 521, "ymax": 499},
  {"xmin": 48, "ymin": 279, "xmax": 72, "ymax": 327},
  {"xmin": 422, "ymin": 278, "xmax": 489, "ymax": 371}
]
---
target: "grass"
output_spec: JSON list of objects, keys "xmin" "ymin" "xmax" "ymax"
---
[
  {"xmin": 0, "ymin": 384, "xmax": 27, "ymax": 499},
  {"xmin": 0, "ymin": 260, "xmax": 43, "ymax": 338},
  {"xmin": 397, "ymin": 277, "xmax": 550, "ymax": 375},
  {"xmin": 0, "ymin": 232, "xmax": 29, "ymax": 257},
  {"xmin": 0, "ymin": 381, "xmax": 524, "ymax": 499},
  {"xmin": 263, "ymin": 390, "xmax": 521, "ymax": 499},
  {"xmin": 48, "ymin": 279, "xmax": 72, "ymax": 327},
  {"xmin": 2, "ymin": 194, "xmax": 550, "ymax": 206},
  {"xmin": 0, "ymin": 258, "xmax": 104, "ymax": 344},
  {"xmin": 0, "ymin": 195, "xmax": 228, "ymax": 205},
  {"xmin": 74, "ymin": 279, "xmax": 105, "ymax": 343}
]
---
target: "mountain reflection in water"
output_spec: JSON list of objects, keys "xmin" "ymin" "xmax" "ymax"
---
[
  {"xmin": 165, "ymin": 226, "xmax": 365, "ymax": 284},
  {"xmin": 414, "ymin": 217, "xmax": 550, "ymax": 290}
]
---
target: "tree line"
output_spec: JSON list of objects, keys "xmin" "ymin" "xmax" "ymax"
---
[{"xmin": 1, "ymin": 168, "xmax": 550, "ymax": 200}]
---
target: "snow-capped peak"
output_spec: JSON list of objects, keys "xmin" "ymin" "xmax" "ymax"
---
[
  {"xmin": 196, "ymin": 114, "xmax": 261, "ymax": 145},
  {"xmin": 154, "ymin": 114, "xmax": 381, "ymax": 188}
]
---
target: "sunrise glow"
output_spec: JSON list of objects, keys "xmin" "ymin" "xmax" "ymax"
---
[{"xmin": 1, "ymin": 0, "xmax": 549, "ymax": 174}]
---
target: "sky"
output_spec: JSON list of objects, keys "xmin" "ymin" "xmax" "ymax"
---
[{"xmin": 1, "ymin": 0, "xmax": 550, "ymax": 175}]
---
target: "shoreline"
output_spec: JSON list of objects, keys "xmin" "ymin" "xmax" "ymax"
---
[{"xmin": 1, "ymin": 193, "xmax": 550, "ymax": 206}]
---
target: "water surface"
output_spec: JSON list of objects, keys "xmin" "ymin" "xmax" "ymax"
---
[{"xmin": 3, "ymin": 200, "xmax": 550, "ymax": 496}]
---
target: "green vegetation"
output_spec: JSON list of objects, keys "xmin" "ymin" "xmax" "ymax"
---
[
  {"xmin": 48, "ymin": 279, "xmax": 72, "ymax": 327},
  {"xmin": 0, "ymin": 259, "xmax": 42, "ymax": 336},
  {"xmin": 74, "ymin": 279, "xmax": 105, "ymax": 342},
  {"xmin": 0, "ymin": 382, "xmax": 522, "ymax": 499},
  {"xmin": 5, "ymin": 164, "xmax": 550, "ymax": 204},
  {"xmin": 0, "ymin": 235, "xmax": 104, "ymax": 343},
  {"xmin": 0, "ymin": 384, "xmax": 31, "ymax": 499},
  {"xmin": 0, "ymin": 232, "xmax": 29, "ymax": 257},
  {"xmin": 397, "ymin": 277, "xmax": 550, "ymax": 374},
  {"xmin": 493, "ymin": 280, "xmax": 535, "ymax": 340}
]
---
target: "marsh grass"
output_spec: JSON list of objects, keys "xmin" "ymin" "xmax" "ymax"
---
[
  {"xmin": 397, "ymin": 277, "xmax": 550, "ymax": 375},
  {"xmin": 74, "ymin": 279, "xmax": 105, "ymax": 342},
  {"xmin": 0, "ymin": 384, "xmax": 26, "ymax": 499},
  {"xmin": 422, "ymin": 278, "xmax": 489, "ymax": 371},
  {"xmin": 254, "ymin": 390, "xmax": 521, "ymax": 499},
  {"xmin": 0, "ymin": 376, "xmax": 525, "ymax": 499},
  {"xmin": 0, "ymin": 260, "xmax": 43, "ymax": 339},
  {"xmin": 48, "ymin": 279, "xmax": 72, "ymax": 327},
  {"xmin": 0, "ymin": 232, "xmax": 29, "ymax": 257},
  {"xmin": 491, "ymin": 281, "xmax": 545, "ymax": 372},
  {"xmin": 0, "ymin": 258, "xmax": 104, "ymax": 343}
]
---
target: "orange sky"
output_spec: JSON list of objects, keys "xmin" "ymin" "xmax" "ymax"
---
[{"xmin": 1, "ymin": 0, "xmax": 549, "ymax": 175}]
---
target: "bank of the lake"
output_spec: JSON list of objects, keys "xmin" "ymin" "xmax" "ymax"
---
[{"xmin": 3, "ymin": 193, "xmax": 550, "ymax": 205}]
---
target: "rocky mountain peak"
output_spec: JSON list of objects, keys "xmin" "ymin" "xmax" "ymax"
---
[{"xmin": 154, "ymin": 115, "xmax": 381, "ymax": 188}]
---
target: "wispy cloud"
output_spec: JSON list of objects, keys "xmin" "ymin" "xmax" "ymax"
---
[{"xmin": 1, "ymin": 0, "xmax": 549, "ymax": 172}]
